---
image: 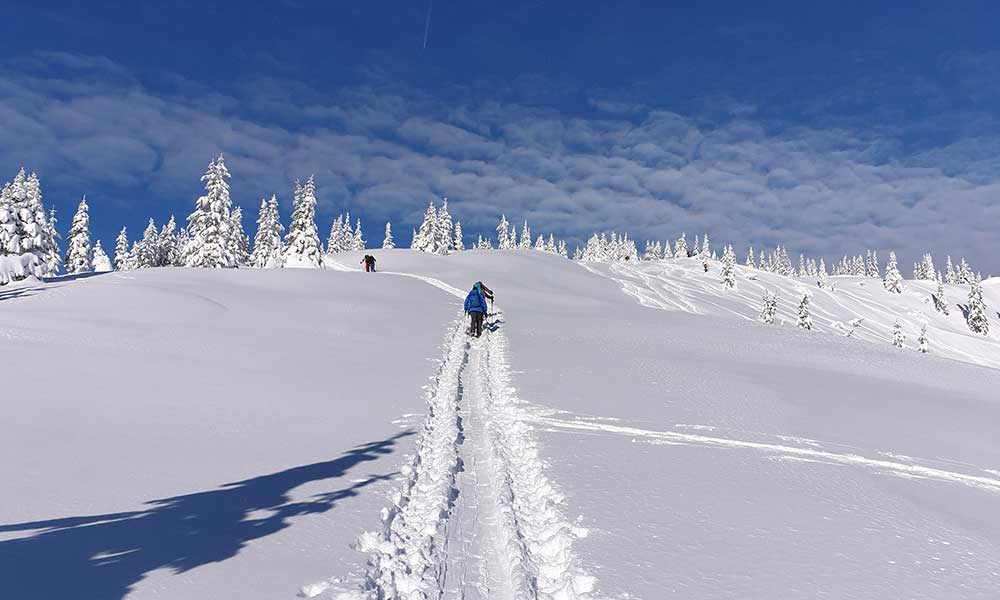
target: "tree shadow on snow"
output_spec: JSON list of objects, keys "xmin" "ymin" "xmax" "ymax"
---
[{"xmin": 0, "ymin": 431, "xmax": 413, "ymax": 600}]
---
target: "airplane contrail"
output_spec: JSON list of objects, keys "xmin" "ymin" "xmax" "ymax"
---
[{"xmin": 422, "ymin": 0, "xmax": 433, "ymax": 50}]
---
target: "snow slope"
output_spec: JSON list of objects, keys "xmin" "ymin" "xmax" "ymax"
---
[{"xmin": 3, "ymin": 250, "xmax": 1000, "ymax": 600}]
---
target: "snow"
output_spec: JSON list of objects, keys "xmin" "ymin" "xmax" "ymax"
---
[{"xmin": 3, "ymin": 250, "xmax": 1000, "ymax": 600}]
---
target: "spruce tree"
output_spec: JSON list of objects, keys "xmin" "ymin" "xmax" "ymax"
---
[
  {"xmin": 721, "ymin": 245, "xmax": 737, "ymax": 289},
  {"xmin": 966, "ymin": 274, "xmax": 990, "ymax": 335},
  {"xmin": 945, "ymin": 256, "xmax": 956, "ymax": 284},
  {"xmin": 892, "ymin": 320, "xmax": 905, "ymax": 348},
  {"xmin": 536, "ymin": 234, "xmax": 546, "ymax": 250},
  {"xmin": 382, "ymin": 222, "xmax": 395, "ymax": 249},
  {"xmin": 352, "ymin": 218, "xmax": 365, "ymax": 251},
  {"xmin": 44, "ymin": 208, "xmax": 61, "ymax": 276},
  {"xmin": 250, "ymin": 195, "xmax": 285, "ymax": 268},
  {"xmin": 759, "ymin": 289, "xmax": 778, "ymax": 324},
  {"xmin": 434, "ymin": 199, "xmax": 452, "ymax": 253},
  {"xmin": 520, "ymin": 221, "xmax": 532, "ymax": 249},
  {"xmin": 933, "ymin": 277, "xmax": 950, "ymax": 315},
  {"xmin": 136, "ymin": 218, "xmax": 159, "ymax": 268},
  {"xmin": 674, "ymin": 233, "xmax": 688, "ymax": 258},
  {"xmin": 746, "ymin": 247, "xmax": 756, "ymax": 268},
  {"xmin": 797, "ymin": 293, "xmax": 813, "ymax": 330},
  {"xmin": 64, "ymin": 196, "xmax": 92, "ymax": 274},
  {"xmin": 92, "ymin": 240, "xmax": 112, "ymax": 272},
  {"xmin": 917, "ymin": 323, "xmax": 929, "ymax": 354},
  {"xmin": 284, "ymin": 176, "xmax": 324, "ymax": 268},
  {"xmin": 114, "ymin": 227, "xmax": 129, "ymax": 271},
  {"xmin": 496, "ymin": 214, "xmax": 510, "ymax": 249},
  {"xmin": 452, "ymin": 221, "xmax": 464, "ymax": 251},
  {"xmin": 159, "ymin": 215, "xmax": 178, "ymax": 267},
  {"xmin": 413, "ymin": 202, "xmax": 438, "ymax": 252},
  {"xmin": 185, "ymin": 155, "xmax": 236, "ymax": 268},
  {"xmin": 883, "ymin": 251, "xmax": 903, "ymax": 293},
  {"xmin": 229, "ymin": 206, "xmax": 250, "ymax": 266}
]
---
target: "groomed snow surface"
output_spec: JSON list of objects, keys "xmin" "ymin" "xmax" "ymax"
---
[{"xmin": 2, "ymin": 250, "xmax": 1000, "ymax": 599}]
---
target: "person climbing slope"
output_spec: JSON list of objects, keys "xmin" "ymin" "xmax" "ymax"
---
[
  {"xmin": 360, "ymin": 254, "xmax": 377, "ymax": 272},
  {"xmin": 463, "ymin": 281, "xmax": 492, "ymax": 337}
]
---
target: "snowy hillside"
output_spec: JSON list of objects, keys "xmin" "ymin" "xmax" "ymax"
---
[
  {"xmin": 3, "ymin": 251, "xmax": 1000, "ymax": 600},
  {"xmin": 584, "ymin": 257, "xmax": 1000, "ymax": 370}
]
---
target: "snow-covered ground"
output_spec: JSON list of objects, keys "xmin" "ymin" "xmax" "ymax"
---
[{"xmin": 3, "ymin": 250, "xmax": 1000, "ymax": 599}]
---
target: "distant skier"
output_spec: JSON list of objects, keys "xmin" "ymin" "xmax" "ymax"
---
[
  {"xmin": 361, "ymin": 254, "xmax": 377, "ymax": 272},
  {"xmin": 464, "ymin": 281, "xmax": 493, "ymax": 337}
]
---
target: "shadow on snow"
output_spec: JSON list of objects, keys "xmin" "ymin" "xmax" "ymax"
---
[{"xmin": 0, "ymin": 431, "xmax": 413, "ymax": 599}]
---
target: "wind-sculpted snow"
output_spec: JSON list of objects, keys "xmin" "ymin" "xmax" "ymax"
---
[{"xmin": 585, "ymin": 258, "xmax": 1000, "ymax": 370}]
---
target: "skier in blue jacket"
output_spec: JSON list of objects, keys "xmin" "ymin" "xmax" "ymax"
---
[{"xmin": 463, "ymin": 281, "xmax": 493, "ymax": 337}]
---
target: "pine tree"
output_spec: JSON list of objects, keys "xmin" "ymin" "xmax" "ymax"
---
[
  {"xmin": 721, "ymin": 245, "xmax": 737, "ymax": 289},
  {"xmin": 535, "ymin": 234, "xmax": 546, "ymax": 250},
  {"xmin": 945, "ymin": 256, "xmax": 956, "ymax": 284},
  {"xmin": 892, "ymin": 320, "xmax": 905, "ymax": 348},
  {"xmin": 933, "ymin": 277, "xmax": 950, "ymax": 315},
  {"xmin": 114, "ymin": 227, "xmax": 129, "ymax": 271},
  {"xmin": 883, "ymin": 251, "xmax": 902, "ymax": 293},
  {"xmin": 917, "ymin": 323, "xmax": 929, "ymax": 354},
  {"xmin": 253, "ymin": 195, "xmax": 285, "ymax": 267},
  {"xmin": 159, "ymin": 215, "xmax": 178, "ymax": 267},
  {"xmin": 966, "ymin": 274, "xmax": 990, "ymax": 335},
  {"xmin": 759, "ymin": 289, "xmax": 778, "ymax": 324},
  {"xmin": 434, "ymin": 199, "xmax": 452, "ymax": 253},
  {"xmin": 496, "ymin": 214, "xmax": 511, "ymax": 249},
  {"xmin": 44, "ymin": 208, "xmax": 61, "ymax": 276},
  {"xmin": 136, "ymin": 218, "xmax": 159, "ymax": 268},
  {"xmin": 818, "ymin": 259, "xmax": 829, "ymax": 289},
  {"xmin": 413, "ymin": 202, "xmax": 438, "ymax": 252},
  {"xmin": 185, "ymin": 155, "xmax": 236, "ymax": 268},
  {"xmin": 64, "ymin": 196, "xmax": 92, "ymax": 274},
  {"xmin": 546, "ymin": 234, "xmax": 556, "ymax": 253},
  {"xmin": 674, "ymin": 233, "xmax": 688, "ymax": 258},
  {"xmin": 797, "ymin": 293, "xmax": 813, "ymax": 330},
  {"xmin": 382, "ymin": 222, "xmax": 395, "ymax": 249},
  {"xmin": 284, "ymin": 176, "xmax": 324, "ymax": 268},
  {"xmin": 452, "ymin": 221, "xmax": 464, "ymax": 251},
  {"xmin": 558, "ymin": 240, "xmax": 568, "ymax": 258},
  {"xmin": 92, "ymin": 240, "xmax": 112, "ymax": 272},
  {"xmin": 692, "ymin": 236, "xmax": 701, "ymax": 257},
  {"xmin": 746, "ymin": 247, "xmax": 756, "ymax": 268},
  {"xmin": 353, "ymin": 218, "xmax": 365, "ymax": 251},
  {"xmin": 958, "ymin": 258, "xmax": 974, "ymax": 284}
]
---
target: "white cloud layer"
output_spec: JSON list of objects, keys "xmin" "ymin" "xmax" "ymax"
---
[{"xmin": 2, "ymin": 52, "xmax": 998, "ymax": 273}]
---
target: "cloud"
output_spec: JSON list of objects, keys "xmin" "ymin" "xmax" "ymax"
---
[{"xmin": 2, "ymin": 51, "xmax": 999, "ymax": 274}]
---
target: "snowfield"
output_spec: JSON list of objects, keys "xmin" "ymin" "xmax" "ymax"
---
[{"xmin": 2, "ymin": 250, "xmax": 1000, "ymax": 600}]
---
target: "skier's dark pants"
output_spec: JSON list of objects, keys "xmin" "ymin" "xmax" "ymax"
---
[{"xmin": 470, "ymin": 312, "xmax": 484, "ymax": 337}]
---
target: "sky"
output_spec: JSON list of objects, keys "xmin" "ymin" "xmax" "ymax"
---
[{"xmin": 2, "ymin": 1, "xmax": 1000, "ymax": 272}]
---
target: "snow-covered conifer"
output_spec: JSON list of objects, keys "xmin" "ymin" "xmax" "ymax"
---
[
  {"xmin": 413, "ymin": 202, "xmax": 438, "ymax": 252},
  {"xmin": 796, "ymin": 293, "xmax": 813, "ymax": 330},
  {"xmin": 945, "ymin": 256, "xmax": 956, "ymax": 284},
  {"xmin": 966, "ymin": 274, "xmax": 990, "ymax": 335},
  {"xmin": 250, "ymin": 196, "xmax": 284, "ymax": 268},
  {"xmin": 136, "ymin": 218, "xmax": 159, "ymax": 268},
  {"xmin": 185, "ymin": 155, "xmax": 236, "ymax": 268},
  {"xmin": 435, "ymin": 199, "xmax": 452, "ymax": 252},
  {"xmin": 64, "ymin": 196, "xmax": 92, "ymax": 274},
  {"xmin": 818, "ymin": 259, "xmax": 828, "ymax": 289},
  {"xmin": 674, "ymin": 233, "xmax": 688, "ymax": 258},
  {"xmin": 453, "ymin": 221, "xmax": 464, "ymax": 251},
  {"xmin": 883, "ymin": 251, "xmax": 902, "ymax": 293},
  {"xmin": 546, "ymin": 234, "xmax": 556, "ymax": 253},
  {"xmin": 721, "ymin": 245, "xmax": 736, "ymax": 289},
  {"xmin": 746, "ymin": 247, "xmax": 756, "ymax": 268},
  {"xmin": 759, "ymin": 289, "xmax": 778, "ymax": 324},
  {"xmin": 382, "ymin": 221, "xmax": 395, "ymax": 249},
  {"xmin": 917, "ymin": 323, "xmax": 929, "ymax": 354},
  {"xmin": 496, "ymin": 214, "xmax": 510, "ymax": 249},
  {"xmin": 958, "ymin": 258, "xmax": 974, "ymax": 284},
  {"xmin": 229, "ymin": 206, "xmax": 250, "ymax": 266},
  {"xmin": 352, "ymin": 218, "xmax": 365, "ymax": 251},
  {"xmin": 536, "ymin": 234, "xmax": 547, "ymax": 251},
  {"xmin": 44, "ymin": 208, "xmax": 61, "ymax": 276},
  {"xmin": 520, "ymin": 221, "xmax": 532, "ymax": 249},
  {"xmin": 92, "ymin": 240, "xmax": 112, "ymax": 272},
  {"xmin": 692, "ymin": 236, "xmax": 701, "ymax": 257},
  {"xmin": 327, "ymin": 215, "xmax": 344, "ymax": 253},
  {"xmin": 933, "ymin": 277, "xmax": 949, "ymax": 315},
  {"xmin": 558, "ymin": 240, "xmax": 568, "ymax": 258},
  {"xmin": 114, "ymin": 227, "xmax": 129, "ymax": 271},
  {"xmin": 159, "ymin": 215, "xmax": 178, "ymax": 267},
  {"xmin": 284, "ymin": 176, "xmax": 324, "ymax": 268},
  {"xmin": 892, "ymin": 320, "xmax": 905, "ymax": 348}
]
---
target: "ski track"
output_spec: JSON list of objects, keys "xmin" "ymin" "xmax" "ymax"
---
[
  {"xmin": 532, "ymin": 415, "xmax": 1000, "ymax": 495},
  {"xmin": 330, "ymin": 311, "xmax": 594, "ymax": 600}
]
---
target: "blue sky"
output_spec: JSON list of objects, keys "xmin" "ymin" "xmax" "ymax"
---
[{"xmin": 2, "ymin": 1, "xmax": 1000, "ymax": 271}]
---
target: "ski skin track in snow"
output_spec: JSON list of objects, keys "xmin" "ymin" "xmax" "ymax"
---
[
  {"xmin": 308, "ymin": 262, "xmax": 596, "ymax": 599},
  {"xmin": 346, "ymin": 315, "xmax": 595, "ymax": 600}
]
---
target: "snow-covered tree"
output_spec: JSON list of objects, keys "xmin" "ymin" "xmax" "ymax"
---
[
  {"xmin": 44, "ymin": 208, "xmax": 61, "ymax": 276},
  {"xmin": 933, "ymin": 277, "xmax": 949, "ymax": 315},
  {"xmin": 558, "ymin": 240, "xmax": 568, "ymax": 258},
  {"xmin": 917, "ymin": 323, "xmax": 929, "ymax": 354},
  {"xmin": 434, "ymin": 199, "xmax": 452, "ymax": 252},
  {"xmin": 92, "ymin": 240, "xmax": 112, "ymax": 272},
  {"xmin": 382, "ymin": 222, "xmax": 395, "ymax": 249},
  {"xmin": 114, "ymin": 227, "xmax": 129, "ymax": 271},
  {"xmin": 796, "ymin": 293, "xmax": 813, "ymax": 330},
  {"xmin": 674, "ymin": 233, "xmax": 688, "ymax": 258},
  {"xmin": 546, "ymin": 234, "xmax": 556, "ymax": 253},
  {"xmin": 453, "ymin": 221, "xmax": 464, "ymax": 251},
  {"xmin": 326, "ymin": 215, "xmax": 344, "ymax": 253},
  {"xmin": 883, "ymin": 251, "xmax": 902, "ymax": 293},
  {"xmin": 945, "ymin": 256, "xmax": 956, "ymax": 284},
  {"xmin": 759, "ymin": 289, "xmax": 778, "ymax": 324},
  {"xmin": 520, "ymin": 221, "xmax": 531, "ymax": 249},
  {"xmin": 720, "ymin": 245, "xmax": 736, "ymax": 289},
  {"xmin": 412, "ymin": 202, "xmax": 438, "ymax": 252},
  {"xmin": 746, "ymin": 247, "xmax": 756, "ymax": 268},
  {"xmin": 867, "ymin": 250, "xmax": 880, "ymax": 279},
  {"xmin": 251, "ymin": 196, "xmax": 285, "ymax": 268},
  {"xmin": 958, "ymin": 258, "xmax": 974, "ymax": 284},
  {"xmin": 496, "ymin": 214, "xmax": 511, "ymax": 249},
  {"xmin": 185, "ymin": 155, "xmax": 236, "ymax": 268},
  {"xmin": 64, "ymin": 196, "xmax": 92, "ymax": 274},
  {"xmin": 135, "ymin": 218, "xmax": 159, "ymax": 268},
  {"xmin": 159, "ymin": 215, "xmax": 178, "ymax": 267},
  {"xmin": 966, "ymin": 274, "xmax": 990, "ymax": 335},
  {"xmin": 352, "ymin": 218, "xmax": 365, "ymax": 251},
  {"xmin": 284, "ymin": 176, "xmax": 324, "ymax": 268},
  {"xmin": 892, "ymin": 320, "xmax": 905, "ymax": 348},
  {"xmin": 229, "ymin": 206, "xmax": 250, "ymax": 266}
]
